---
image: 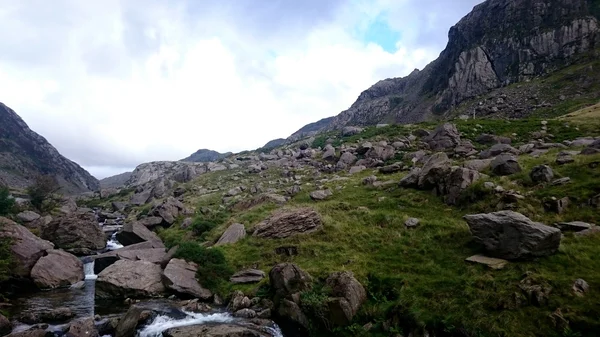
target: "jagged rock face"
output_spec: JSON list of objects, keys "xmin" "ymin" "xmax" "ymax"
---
[
  {"xmin": 290, "ymin": 0, "xmax": 600, "ymax": 133},
  {"xmin": 126, "ymin": 161, "xmax": 208, "ymax": 187},
  {"xmin": 0, "ymin": 103, "xmax": 99, "ymax": 193},
  {"xmin": 180, "ymin": 149, "xmax": 231, "ymax": 163}
]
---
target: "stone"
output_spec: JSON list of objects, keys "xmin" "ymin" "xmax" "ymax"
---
[
  {"xmin": 67, "ymin": 317, "xmax": 98, "ymax": 337},
  {"xmin": 228, "ymin": 291, "xmax": 252, "ymax": 311},
  {"xmin": 337, "ymin": 152, "xmax": 357, "ymax": 167},
  {"xmin": 163, "ymin": 324, "xmax": 268, "ymax": 337},
  {"xmin": 215, "ymin": 223, "xmax": 246, "ymax": 246},
  {"xmin": 465, "ymin": 255, "xmax": 508, "ymax": 270},
  {"xmin": 573, "ymin": 279, "xmax": 589, "ymax": 297},
  {"xmin": 17, "ymin": 211, "xmax": 41, "ymax": 223},
  {"xmin": 112, "ymin": 201, "xmax": 127, "ymax": 212},
  {"xmin": 581, "ymin": 139, "xmax": 600, "ymax": 155},
  {"xmin": 322, "ymin": 145, "xmax": 337, "ymax": 162},
  {"xmin": 0, "ymin": 314, "xmax": 11, "ymax": 336},
  {"xmin": 379, "ymin": 163, "xmax": 402, "ymax": 174},
  {"xmin": 530, "ymin": 165, "xmax": 554, "ymax": 184},
  {"xmin": 365, "ymin": 145, "xmax": 395, "ymax": 161},
  {"xmin": 543, "ymin": 197, "xmax": 570, "ymax": 214},
  {"xmin": 40, "ymin": 213, "xmax": 105, "ymax": 253},
  {"xmin": 226, "ymin": 187, "xmax": 243, "ymax": 197},
  {"xmin": 230, "ymin": 269, "xmax": 266, "ymax": 284},
  {"xmin": 30, "ymin": 249, "xmax": 84, "ymax": 289},
  {"xmin": 398, "ymin": 168, "xmax": 421, "ymax": 188},
  {"xmin": 476, "ymin": 134, "xmax": 511, "ymax": 145},
  {"xmin": 116, "ymin": 222, "xmax": 164, "ymax": 247},
  {"xmin": 348, "ymin": 165, "xmax": 366, "ymax": 174},
  {"xmin": 444, "ymin": 167, "xmax": 481, "ymax": 205},
  {"xmin": 234, "ymin": 309, "xmax": 257, "ymax": 318},
  {"xmin": 556, "ymin": 221, "xmax": 594, "ymax": 232},
  {"xmin": 325, "ymin": 271, "xmax": 367, "ymax": 326},
  {"xmin": 114, "ymin": 306, "xmax": 143, "ymax": 337},
  {"xmin": 96, "ymin": 260, "xmax": 165, "ymax": 299},
  {"xmin": 491, "ymin": 154, "xmax": 522, "ymax": 176},
  {"xmin": 0, "ymin": 217, "xmax": 54, "ymax": 277},
  {"xmin": 130, "ymin": 189, "xmax": 152, "ymax": 206},
  {"xmin": 405, "ymin": 218, "xmax": 420, "ymax": 228},
  {"xmin": 162, "ymin": 258, "xmax": 212, "ymax": 300},
  {"xmin": 275, "ymin": 299, "xmax": 310, "ymax": 337},
  {"xmin": 424, "ymin": 123, "xmax": 461, "ymax": 151},
  {"xmin": 556, "ymin": 152, "xmax": 575, "ymax": 165},
  {"xmin": 417, "ymin": 152, "xmax": 451, "ymax": 189},
  {"xmin": 137, "ymin": 216, "xmax": 164, "ymax": 228},
  {"xmin": 309, "ymin": 189, "xmax": 332, "ymax": 201},
  {"xmin": 463, "ymin": 211, "xmax": 561, "ymax": 260},
  {"xmin": 463, "ymin": 159, "xmax": 492, "ymax": 172},
  {"xmin": 479, "ymin": 144, "xmax": 519, "ymax": 159},
  {"xmin": 151, "ymin": 197, "xmax": 186, "ymax": 225},
  {"xmin": 341, "ymin": 126, "xmax": 363, "ymax": 137},
  {"xmin": 19, "ymin": 307, "xmax": 74, "ymax": 324},
  {"xmin": 269, "ymin": 263, "xmax": 312, "ymax": 299},
  {"xmin": 253, "ymin": 208, "xmax": 322, "ymax": 239},
  {"xmin": 362, "ymin": 176, "xmax": 378, "ymax": 186},
  {"xmin": 454, "ymin": 140, "xmax": 476, "ymax": 157},
  {"xmin": 117, "ymin": 248, "xmax": 167, "ymax": 264}
]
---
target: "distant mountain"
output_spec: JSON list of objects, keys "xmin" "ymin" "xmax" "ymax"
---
[
  {"xmin": 0, "ymin": 102, "xmax": 99, "ymax": 193},
  {"xmin": 292, "ymin": 0, "xmax": 600, "ymax": 135},
  {"xmin": 99, "ymin": 171, "xmax": 132, "ymax": 189},
  {"xmin": 288, "ymin": 116, "xmax": 334, "ymax": 141},
  {"xmin": 181, "ymin": 149, "xmax": 231, "ymax": 163},
  {"xmin": 262, "ymin": 138, "xmax": 287, "ymax": 149}
]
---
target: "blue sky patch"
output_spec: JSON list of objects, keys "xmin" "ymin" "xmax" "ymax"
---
[{"xmin": 362, "ymin": 17, "xmax": 401, "ymax": 53}]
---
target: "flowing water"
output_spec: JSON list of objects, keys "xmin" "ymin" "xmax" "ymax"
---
[{"xmin": 84, "ymin": 261, "xmax": 97, "ymax": 280}]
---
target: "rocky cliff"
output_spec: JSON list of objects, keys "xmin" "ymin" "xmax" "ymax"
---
[
  {"xmin": 99, "ymin": 172, "xmax": 132, "ymax": 189},
  {"xmin": 0, "ymin": 102, "xmax": 99, "ymax": 193},
  {"xmin": 293, "ymin": 0, "xmax": 600, "ymax": 134},
  {"xmin": 181, "ymin": 149, "xmax": 231, "ymax": 163}
]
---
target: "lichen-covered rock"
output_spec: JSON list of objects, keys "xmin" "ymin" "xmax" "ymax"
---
[{"xmin": 253, "ymin": 208, "xmax": 322, "ymax": 239}]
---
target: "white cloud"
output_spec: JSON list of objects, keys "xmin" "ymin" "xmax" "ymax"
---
[{"xmin": 0, "ymin": 0, "xmax": 482, "ymax": 178}]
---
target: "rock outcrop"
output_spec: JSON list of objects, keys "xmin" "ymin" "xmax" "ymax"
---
[
  {"xmin": 40, "ymin": 212, "xmax": 105, "ymax": 254},
  {"xmin": 0, "ymin": 217, "xmax": 54, "ymax": 277},
  {"xmin": 215, "ymin": 223, "xmax": 247, "ymax": 246},
  {"xmin": 116, "ymin": 222, "xmax": 164, "ymax": 247},
  {"xmin": 162, "ymin": 258, "xmax": 212, "ymax": 300},
  {"xmin": 253, "ymin": 208, "xmax": 322, "ymax": 239},
  {"xmin": 96, "ymin": 260, "xmax": 165, "ymax": 299},
  {"xmin": 463, "ymin": 211, "xmax": 561, "ymax": 260},
  {"xmin": 0, "ymin": 102, "xmax": 99, "ymax": 193}
]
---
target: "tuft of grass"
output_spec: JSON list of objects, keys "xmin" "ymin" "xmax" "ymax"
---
[{"xmin": 173, "ymin": 242, "xmax": 234, "ymax": 293}]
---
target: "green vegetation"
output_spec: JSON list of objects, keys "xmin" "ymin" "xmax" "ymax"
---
[
  {"xmin": 173, "ymin": 242, "xmax": 233, "ymax": 293},
  {"xmin": 0, "ymin": 187, "xmax": 14, "ymax": 216},
  {"xmin": 27, "ymin": 175, "xmax": 60, "ymax": 212}
]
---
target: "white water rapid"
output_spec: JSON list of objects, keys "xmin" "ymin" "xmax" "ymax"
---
[
  {"xmin": 83, "ymin": 260, "xmax": 97, "ymax": 280},
  {"xmin": 106, "ymin": 232, "xmax": 124, "ymax": 250}
]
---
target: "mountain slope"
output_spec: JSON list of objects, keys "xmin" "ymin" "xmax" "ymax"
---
[
  {"xmin": 181, "ymin": 149, "xmax": 231, "ymax": 163},
  {"xmin": 0, "ymin": 102, "xmax": 99, "ymax": 193},
  {"xmin": 99, "ymin": 171, "xmax": 132, "ymax": 189},
  {"xmin": 292, "ymin": 0, "xmax": 600, "ymax": 135}
]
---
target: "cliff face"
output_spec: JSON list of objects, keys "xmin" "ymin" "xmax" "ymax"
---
[
  {"xmin": 0, "ymin": 103, "xmax": 99, "ymax": 194},
  {"xmin": 297, "ymin": 0, "xmax": 600, "ymax": 133},
  {"xmin": 181, "ymin": 149, "xmax": 231, "ymax": 163}
]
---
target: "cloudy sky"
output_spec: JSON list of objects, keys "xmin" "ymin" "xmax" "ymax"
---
[{"xmin": 0, "ymin": 0, "xmax": 482, "ymax": 179}]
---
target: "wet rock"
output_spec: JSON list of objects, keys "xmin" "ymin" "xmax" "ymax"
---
[
  {"xmin": 31, "ymin": 249, "xmax": 84, "ymax": 289},
  {"xmin": 215, "ymin": 224, "xmax": 246, "ymax": 246},
  {"xmin": 229, "ymin": 291, "xmax": 252, "ymax": 311},
  {"xmin": 234, "ymin": 309, "xmax": 257, "ymax": 319},
  {"xmin": 0, "ymin": 314, "xmax": 11, "ymax": 336},
  {"xmin": 67, "ymin": 317, "xmax": 98, "ymax": 337},
  {"xmin": 573, "ymin": 279, "xmax": 589, "ymax": 297},
  {"xmin": 309, "ymin": 189, "xmax": 332, "ymax": 201},
  {"xmin": 41, "ymin": 213, "xmax": 105, "ymax": 253},
  {"xmin": 530, "ymin": 165, "xmax": 554, "ymax": 184},
  {"xmin": 463, "ymin": 211, "xmax": 561, "ymax": 260},
  {"xmin": 114, "ymin": 306, "xmax": 143, "ymax": 337},
  {"xmin": 253, "ymin": 208, "xmax": 322, "ymax": 239},
  {"xmin": 17, "ymin": 211, "xmax": 41, "ymax": 223},
  {"xmin": 20, "ymin": 307, "xmax": 75, "ymax": 324},
  {"xmin": 230, "ymin": 269, "xmax": 266, "ymax": 284},
  {"xmin": 163, "ymin": 324, "xmax": 268, "ymax": 337},
  {"xmin": 116, "ymin": 222, "xmax": 164, "ymax": 247},
  {"xmin": 325, "ymin": 271, "xmax": 367, "ymax": 326},
  {"xmin": 491, "ymin": 154, "xmax": 522, "ymax": 176},
  {"xmin": 424, "ymin": 123, "xmax": 461, "ymax": 151},
  {"xmin": 96, "ymin": 260, "xmax": 165, "ymax": 299},
  {"xmin": 0, "ymin": 217, "xmax": 54, "ymax": 277},
  {"xmin": 162, "ymin": 258, "xmax": 212, "ymax": 300}
]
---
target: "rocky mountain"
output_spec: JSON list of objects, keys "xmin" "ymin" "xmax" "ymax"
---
[
  {"xmin": 0, "ymin": 102, "xmax": 99, "ymax": 193},
  {"xmin": 262, "ymin": 138, "xmax": 287, "ymax": 150},
  {"xmin": 288, "ymin": 116, "xmax": 335, "ymax": 141},
  {"xmin": 99, "ymin": 172, "xmax": 132, "ymax": 189},
  {"xmin": 292, "ymin": 0, "xmax": 600, "ymax": 135},
  {"xmin": 181, "ymin": 149, "xmax": 231, "ymax": 163}
]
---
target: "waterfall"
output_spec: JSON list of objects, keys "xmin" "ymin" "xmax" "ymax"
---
[
  {"xmin": 84, "ymin": 260, "xmax": 97, "ymax": 280},
  {"xmin": 106, "ymin": 232, "xmax": 124, "ymax": 250}
]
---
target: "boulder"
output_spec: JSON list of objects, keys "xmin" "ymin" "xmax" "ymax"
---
[
  {"xmin": 269, "ymin": 263, "xmax": 312, "ymax": 299},
  {"xmin": 454, "ymin": 140, "xmax": 476, "ymax": 157},
  {"xmin": 463, "ymin": 159, "xmax": 492, "ymax": 172},
  {"xmin": 337, "ymin": 152, "xmax": 357, "ymax": 167},
  {"xmin": 463, "ymin": 211, "xmax": 561, "ymax": 260},
  {"xmin": 309, "ymin": 189, "xmax": 332, "ymax": 201},
  {"xmin": 112, "ymin": 201, "xmax": 127, "ymax": 212},
  {"xmin": 365, "ymin": 145, "xmax": 395, "ymax": 161},
  {"xmin": 40, "ymin": 213, "xmax": 105, "ymax": 253},
  {"xmin": 116, "ymin": 222, "xmax": 164, "ymax": 247},
  {"xmin": 0, "ymin": 314, "xmax": 11, "ymax": 336},
  {"xmin": 230, "ymin": 269, "xmax": 266, "ymax": 284},
  {"xmin": 67, "ymin": 317, "xmax": 98, "ymax": 337},
  {"xmin": 0, "ymin": 217, "xmax": 54, "ymax": 277},
  {"xmin": 444, "ymin": 167, "xmax": 481, "ymax": 205},
  {"xmin": 325, "ymin": 271, "xmax": 367, "ymax": 326},
  {"xmin": 163, "ymin": 324, "xmax": 269, "ymax": 337},
  {"xmin": 117, "ymin": 248, "xmax": 167, "ymax": 264},
  {"xmin": 424, "ymin": 123, "xmax": 461, "ymax": 151},
  {"xmin": 130, "ymin": 189, "xmax": 152, "ymax": 206},
  {"xmin": 573, "ymin": 279, "xmax": 589, "ymax": 297},
  {"xmin": 556, "ymin": 221, "xmax": 594, "ymax": 232},
  {"xmin": 114, "ymin": 306, "xmax": 144, "ymax": 337},
  {"xmin": 341, "ymin": 126, "xmax": 363, "ymax": 137},
  {"xmin": 19, "ymin": 307, "xmax": 74, "ymax": 324},
  {"xmin": 253, "ymin": 208, "xmax": 322, "ymax": 239},
  {"xmin": 7, "ymin": 329, "xmax": 48, "ymax": 337},
  {"xmin": 417, "ymin": 152, "xmax": 451, "ymax": 189},
  {"xmin": 530, "ymin": 165, "xmax": 554, "ymax": 184},
  {"xmin": 348, "ymin": 165, "xmax": 366, "ymax": 174},
  {"xmin": 30, "ymin": 249, "xmax": 84, "ymax": 289},
  {"xmin": 228, "ymin": 291, "xmax": 252, "ymax": 311},
  {"xmin": 405, "ymin": 218, "xmax": 420, "ymax": 228},
  {"xmin": 17, "ymin": 211, "xmax": 41, "ymax": 223},
  {"xmin": 233, "ymin": 309, "xmax": 257, "ymax": 318},
  {"xmin": 215, "ymin": 224, "xmax": 246, "ymax": 246},
  {"xmin": 322, "ymin": 145, "xmax": 336, "ymax": 162},
  {"xmin": 137, "ymin": 216, "xmax": 163, "ymax": 228},
  {"xmin": 479, "ymin": 144, "xmax": 519, "ymax": 159},
  {"xmin": 379, "ymin": 163, "xmax": 402, "ymax": 174},
  {"xmin": 96, "ymin": 260, "xmax": 165, "ymax": 299},
  {"xmin": 475, "ymin": 134, "xmax": 511, "ymax": 145},
  {"xmin": 399, "ymin": 168, "xmax": 421, "ymax": 188},
  {"xmin": 275, "ymin": 299, "xmax": 310, "ymax": 337},
  {"xmin": 491, "ymin": 154, "xmax": 522, "ymax": 176},
  {"xmin": 162, "ymin": 258, "xmax": 212, "ymax": 300},
  {"xmin": 581, "ymin": 139, "xmax": 600, "ymax": 155},
  {"xmin": 150, "ymin": 197, "xmax": 186, "ymax": 225}
]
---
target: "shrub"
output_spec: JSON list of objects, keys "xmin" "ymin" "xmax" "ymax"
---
[
  {"xmin": 190, "ymin": 219, "xmax": 218, "ymax": 238},
  {"xmin": 0, "ymin": 237, "xmax": 14, "ymax": 283},
  {"xmin": 173, "ymin": 242, "xmax": 233, "ymax": 291},
  {"xmin": 0, "ymin": 187, "xmax": 14, "ymax": 216},
  {"xmin": 27, "ymin": 175, "xmax": 60, "ymax": 212}
]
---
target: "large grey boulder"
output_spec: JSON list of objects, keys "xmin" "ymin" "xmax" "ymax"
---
[
  {"xmin": 424, "ymin": 123, "xmax": 461, "ymax": 151},
  {"xmin": 463, "ymin": 159, "xmax": 492, "ymax": 172},
  {"xmin": 325, "ymin": 271, "xmax": 367, "ymax": 326},
  {"xmin": 309, "ymin": 189, "xmax": 332, "ymax": 201},
  {"xmin": 117, "ymin": 248, "xmax": 167, "ymax": 264},
  {"xmin": 341, "ymin": 126, "xmax": 363, "ymax": 137},
  {"xmin": 417, "ymin": 152, "xmax": 452, "ymax": 189},
  {"xmin": 116, "ymin": 222, "xmax": 164, "ymax": 247},
  {"xmin": 30, "ymin": 249, "xmax": 84, "ymax": 289},
  {"xmin": 0, "ymin": 313, "xmax": 11, "ymax": 336},
  {"xmin": 463, "ymin": 211, "xmax": 561, "ymax": 260},
  {"xmin": 16, "ymin": 211, "xmax": 41, "ymax": 223},
  {"xmin": 444, "ymin": 167, "xmax": 481, "ymax": 205},
  {"xmin": 269, "ymin": 263, "xmax": 312, "ymax": 299},
  {"xmin": 96, "ymin": 260, "xmax": 165, "ymax": 299},
  {"xmin": 530, "ymin": 165, "xmax": 554, "ymax": 184},
  {"xmin": 0, "ymin": 217, "xmax": 54, "ymax": 277},
  {"xmin": 215, "ymin": 224, "xmax": 246, "ymax": 246},
  {"xmin": 162, "ymin": 258, "xmax": 212, "ymax": 300},
  {"xmin": 67, "ymin": 317, "xmax": 99, "ymax": 337},
  {"xmin": 491, "ymin": 154, "xmax": 522, "ymax": 176},
  {"xmin": 253, "ymin": 208, "xmax": 322, "ymax": 239},
  {"xmin": 40, "ymin": 213, "xmax": 105, "ymax": 253},
  {"xmin": 114, "ymin": 306, "xmax": 144, "ymax": 337},
  {"xmin": 479, "ymin": 144, "xmax": 519, "ymax": 159},
  {"xmin": 150, "ymin": 197, "xmax": 186, "ymax": 226}
]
